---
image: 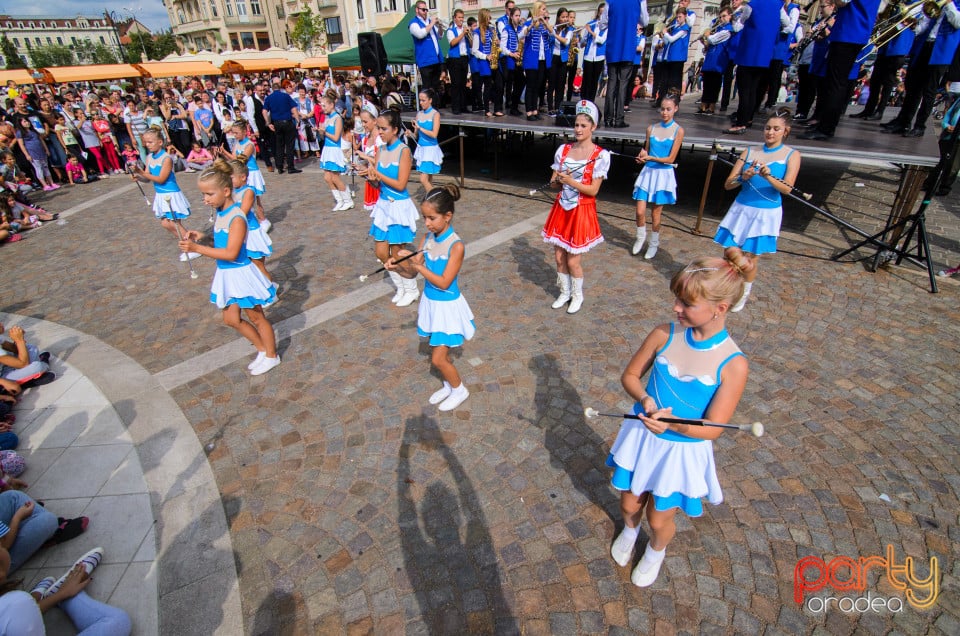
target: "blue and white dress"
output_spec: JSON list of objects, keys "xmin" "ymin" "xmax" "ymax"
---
[
  {"xmin": 234, "ymin": 185, "xmax": 272, "ymax": 260},
  {"xmin": 417, "ymin": 226, "xmax": 476, "ymax": 347},
  {"xmin": 413, "ymin": 108, "xmax": 442, "ymax": 174},
  {"xmin": 633, "ymin": 121, "xmax": 681, "ymax": 205},
  {"xmin": 320, "ymin": 111, "xmax": 347, "ymax": 173},
  {"xmin": 369, "ymin": 139, "xmax": 419, "ymax": 244},
  {"xmin": 146, "ymin": 149, "xmax": 191, "ymax": 219},
  {"xmin": 236, "ymin": 138, "xmax": 265, "ymax": 195},
  {"xmin": 607, "ymin": 324, "xmax": 744, "ymax": 516},
  {"xmin": 714, "ymin": 144, "xmax": 795, "ymax": 255},
  {"xmin": 208, "ymin": 203, "xmax": 276, "ymax": 309}
]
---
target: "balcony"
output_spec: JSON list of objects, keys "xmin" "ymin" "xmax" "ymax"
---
[{"xmin": 224, "ymin": 13, "xmax": 266, "ymax": 26}]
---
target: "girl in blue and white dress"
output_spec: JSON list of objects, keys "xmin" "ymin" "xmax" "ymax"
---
[
  {"xmin": 412, "ymin": 89, "xmax": 443, "ymax": 194},
  {"xmin": 319, "ymin": 90, "xmax": 353, "ymax": 212},
  {"xmin": 632, "ymin": 91, "xmax": 684, "ymax": 260},
  {"xmin": 227, "ymin": 121, "xmax": 270, "ymax": 232},
  {"xmin": 714, "ymin": 109, "xmax": 801, "ymax": 312},
  {"xmin": 361, "ymin": 109, "xmax": 421, "ymax": 308},
  {"xmin": 387, "ymin": 184, "xmax": 475, "ymax": 413},
  {"xmin": 132, "ymin": 128, "xmax": 200, "ymax": 264},
  {"xmin": 607, "ymin": 251, "xmax": 752, "ymax": 588},
  {"xmin": 229, "ymin": 159, "xmax": 276, "ymax": 300},
  {"xmin": 179, "ymin": 160, "xmax": 280, "ymax": 376}
]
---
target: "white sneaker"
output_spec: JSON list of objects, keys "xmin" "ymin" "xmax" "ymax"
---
[
  {"xmin": 251, "ymin": 355, "xmax": 281, "ymax": 376},
  {"xmin": 180, "ymin": 252, "xmax": 201, "ymax": 262},
  {"xmin": 428, "ymin": 382, "xmax": 452, "ymax": 405},
  {"xmin": 247, "ymin": 351, "xmax": 266, "ymax": 370},
  {"xmin": 45, "ymin": 547, "xmax": 104, "ymax": 598},
  {"xmin": 631, "ymin": 548, "xmax": 665, "ymax": 587},
  {"xmin": 261, "ymin": 218, "xmax": 272, "ymax": 233},
  {"xmin": 438, "ymin": 384, "xmax": 469, "ymax": 411},
  {"xmin": 644, "ymin": 242, "xmax": 659, "ymax": 259},
  {"xmin": 611, "ymin": 529, "xmax": 638, "ymax": 567}
]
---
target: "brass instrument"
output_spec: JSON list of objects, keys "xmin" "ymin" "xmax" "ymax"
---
[
  {"xmin": 790, "ymin": 16, "xmax": 833, "ymax": 62},
  {"xmin": 856, "ymin": 0, "xmax": 950, "ymax": 63},
  {"xmin": 489, "ymin": 31, "xmax": 501, "ymax": 70},
  {"xmin": 568, "ymin": 41, "xmax": 579, "ymax": 67}
]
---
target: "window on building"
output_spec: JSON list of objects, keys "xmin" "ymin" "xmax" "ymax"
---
[
  {"xmin": 39, "ymin": 21, "xmax": 45, "ymax": 28},
  {"xmin": 100, "ymin": 36, "xmax": 106, "ymax": 43},
  {"xmin": 35, "ymin": 37, "xmax": 41, "ymax": 46},
  {"xmin": 46, "ymin": 37, "xmax": 52, "ymax": 44},
  {"xmin": 71, "ymin": 37, "xmax": 77, "ymax": 44},
  {"xmin": 57, "ymin": 37, "xmax": 63, "ymax": 45},
  {"xmin": 256, "ymin": 31, "xmax": 269, "ymax": 49},
  {"xmin": 236, "ymin": 1, "xmax": 247, "ymax": 16},
  {"xmin": 210, "ymin": 0, "xmax": 218, "ymax": 17},
  {"xmin": 240, "ymin": 31, "xmax": 255, "ymax": 48},
  {"xmin": 12, "ymin": 38, "xmax": 19, "ymax": 47},
  {"xmin": 275, "ymin": 5, "xmax": 285, "ymax": 19},
  {"xmin": 250, "ymin": 0, "xmax": 262, "ymax": 15},
  {"xmin": 16, "ymin": 22, "xmax": 23, "ymax": 29},
  {"xmin": 24, "ymin": 40, "xmax": 30, "ymax": 49},
  {"xmin": 355, "ymin": 0, "xmax": 364, "ymax": 19},
  {"xmin": 28, "ymin": 22, "xmax": 34, "ymax": 28},
  {"xmin": 178, "ymin": 10, "xmax": 186, "ymax": 23},
  {"xmin": 389, "ymin": 0, "xmax": 397, "ymax": 10},
  {"xmin": 325, "ymin": 17, "xmax": 343, "ymax": 45},
  {"xmin": 226, "ymin": 1, "xmax": 233, "ymax": 16},
  {"xmin": 428, "ymin": 0, "xmax": 436, "ymax": 8},
  {"xmin": 230, "ymin": 33, "xmax": 240, "ymax": 50}
]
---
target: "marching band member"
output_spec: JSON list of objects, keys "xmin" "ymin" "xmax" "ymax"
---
[
  {"xmin": 602, "ymin": 0, "xmax": 650, "ymax": 127},
  {"xmin": 446, "ymin": 9, "xmax": 472, "ymax": 115},
  {"xmin": 409, "ymin": 1, "xmax": 445, "ymax": 94},
  {"xmin": 720, "ymin": 0, "xmax": 747, "ymax": 112},
  {"xmin": 660, "ymin": 10, "xmax": 692, "ymax": 101},
  {"xmin": 521, "ymin": 1, "xmax": 555, "ymax": 121},
  {"xmin": 500, "ymin": 7, "xmax": 526, "ymax": 115},
  {"xmin": 760, "ymin": 0, "xmax": 801, "ymax": 115},
  {"xmin": 850, "ymin": 5, "xmax": 915, "ymax": 121},
  {"xmin": 881, "ymin": 0, "xmax": 960, "ymax": 136},
  {"xmin": 726, "ymin": 0, "xmax": 782, "ymax": 134},
  {"xmin": 548, "ymin": 8, "xmax": 575, "ymax": 117},
  {"xmin": 800, "ymin": 0, "xmax": 883, "ymax": 141},
  {"xmin": 472, "ymin": 8, "xmax": 504, "ymax": 117},
  {"xmin": 581, "ymin": 3, "xmax": 609, "ymax": 103},
  {"xmin": 565, "ymin": 10, "xmax": 581, "ymax": 101},
  {"xmin": 699, "ymin": 7, "xmax": 735, "ymax": 115}
]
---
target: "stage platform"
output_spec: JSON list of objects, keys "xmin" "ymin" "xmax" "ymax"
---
[{"xmin": 413, "ymin": 104, "xmax": 940, "ymax": 172}]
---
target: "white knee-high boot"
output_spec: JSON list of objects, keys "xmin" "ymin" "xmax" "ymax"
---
[
  {"xmin": 631, "ymin": 225, "xmax": 647, "ymax": 255},
  {"xmin": 387, "ymin": 270, "xmax": 405, "ymax": 303},
  {"xmin": 396, "ymin": 276, "xmax": 420, "ymax": 307},
  {"xmin": 567, "ymin": 277, "xmax": 584, "ymax": 314},
  {"xmin": 552, "ymin": 273, "xmax": 572, "ymax": 309},
  {"xmin": 331, "ymin": 190, "xmax": 343, "ymax": 211},
  {"xmin": 644, "ymin": 232, "xmax": 660, "ymax": 259},
  {"xmin": 339, "ymin": 189, "xmax": 354, "ymax": 210}
]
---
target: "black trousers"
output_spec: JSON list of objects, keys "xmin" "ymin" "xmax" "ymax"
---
[
  {"xmin": 734, "ymin": 65, "xmax": 766, "ymax": 127},
  {"xmin": 419, "ymin": 63, "xmax": 442, "ymax": 94},
  {"xmin": 795, "ymin": 64, "xmax": 816, "ymax": 117},
  {"xmin": 892, "ymin": 43, "xmax": 947, "ymax": 131},
  {"xmin": 762, "ymin": 59, "xmax": 785, "ymax": 109},
  {"xmin": 169, "ymin": 128, "xmax": 192, "ymax": 157},
  {"xmin": 565, "ymin": 55, "xmax": 579, "ymax": 101},
  {"xmin": 525, "ymin": 62, "xmax": 548, "ymax": 112},
  {"xmin": 447, "ymin": 56, "xmax": 469, "ymax": 114},
  {"xmin": 814, "ymin": 41, "xmax": 861, "ymax": 136},
  {"xmin": 257, "ymin": 127, "xmax": 275, "ymax": 168},
  {"xmin": 501, "ymin": 66, "xmax": 524, "ymax": 112},
  {"xmin": 549, "ymin": 55, "xmax": 568, "ymax": 111},
  {"xmin": 624, "ymin": 64, "xmax": 640, "ymax": 106},
  {"xmin": 720, "ymin": 61, "xmax": 736, "ymax": 110},
  {"xmin": 581, "ymin": 60, "xmax": 604, "ymax": 102},
  {"xmin": 604, "ymin": 61, "xmax": 633, "ymax": 125},
  {"xmin": 477, "ymin": 71, "xmax": 503, "ymax": 114},
  {"xmin": 273, "ymin": 119, "xmax": 296, "ymax": 170},
  {"xmin": 702, "ymin": 71, "xmax": 723, "ymax": 105},
  {"xmin": 862, "ymin": 54, "xmax": 904, "ymax": 117}
]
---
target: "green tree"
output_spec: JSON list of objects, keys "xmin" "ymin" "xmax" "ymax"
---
[
  {"xmin": 150, "ymin": 32, "xmax": 180, "ymax": 60},
  {"xmin": 290, "ymin": 8, "xmax": 326, "ymax": 54},
  {"xmin": 1, "ymin": 37, "xmax": 26, "ymax": 69},
  {"xmin": 28, "ymin": 44, "xmax": 76, "ymax": 68},
  {"xmin": 90, "ymin": 44, "xmax": 118, "ymax": 65}
]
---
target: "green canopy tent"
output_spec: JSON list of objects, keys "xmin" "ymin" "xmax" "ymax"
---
[{"xmin": 328, "ymin": 6, "xmax": 449, "ymax": 68}]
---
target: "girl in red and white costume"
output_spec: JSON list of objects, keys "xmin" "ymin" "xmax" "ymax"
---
[
  {"xmin": 354, "ymin": 104, "xmax": 382, "ymax": 212},
  {"xmin": 541, "ymin": 99, "xmax": 610, "ymax": 314}
]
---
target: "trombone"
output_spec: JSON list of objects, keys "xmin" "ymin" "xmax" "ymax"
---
[{"xmin": 856, "ymin": 0, "xmax": 951, "ymax": 63}]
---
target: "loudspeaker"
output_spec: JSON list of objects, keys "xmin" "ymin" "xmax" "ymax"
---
[
  {"xmin": 358, "ymin": 32, "xmax": 388, "ymax": 77},
  {"xmin": 555, "ymin": 101, "xmax": 578, "ymax": 127}
]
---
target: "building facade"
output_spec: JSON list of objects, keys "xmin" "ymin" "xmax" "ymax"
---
[{"xmin": 0, "ymin": 14, "xmax": 151, "ymax": 66}]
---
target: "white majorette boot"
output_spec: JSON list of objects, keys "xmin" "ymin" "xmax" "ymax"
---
[
  {"xmin": 611, "ymin": 526, "xmax": 640, "ymax": 567},
  {"xmin": 552, "ymin": 273, "xmax": 572, "ymax": 309},
  {"xmin": 631, "ymin": 225, "xmax": 647, "ymax": 255},
  {"xmin": 339, "ymin": 189, "xmax": 355, "ymax": 210},
  {"xmin": 331, "ymin": 190, "xmax": 344, "ymax": 211},
  {"xmin": 644, "ymin": 232, "xmax": 660, "ymax": 259},
  {"xmin": 731, "ymin": 281, "xmax": 752, "ymax": 313},
  {"xmin": 396, "ymin": 276, "xmax": 420, "ymax": 307},
  {"xmin": 438, "ymin": 383, "xmax": 469, "ymax": 411},
  {"xmin": 387, "ymin": 270, "xmax": 405, "ymax": 303},
  {"xmin": 631, "ymin": 543, "xmax": 666, "ymax": 587},
  {"xmin": 567, "ymin": 277, "xmax": 584, "ymax": 314}
]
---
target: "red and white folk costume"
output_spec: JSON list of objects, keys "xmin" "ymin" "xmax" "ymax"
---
[{"xmin": 541, "ymin": 143, "xmax": 610, "ymax": 253}]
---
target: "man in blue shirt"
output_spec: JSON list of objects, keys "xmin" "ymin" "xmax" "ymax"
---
[
  {"xmin": 602, "ymin": 0, "xmax": 649, "ymax": 128},
  {"xmin": 262, "ymin": 80, "xmax": 302, "ymax": 174}
]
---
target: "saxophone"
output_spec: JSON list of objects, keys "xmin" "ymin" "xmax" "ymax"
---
[
  {"xmin": 490, "ymin": 30, "xmax": 501, "ymax": 70},
  {"xmin": 567, "ymin": 30, "xmax": 579, "ymax": 68}
]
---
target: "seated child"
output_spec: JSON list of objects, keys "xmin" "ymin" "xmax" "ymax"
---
[
  {"xmin": 165, "ymin": 144, "xmax": 187, "ymax": 172},
  {"xmin": 0, "ymin": 323, "xmax": 54, "ymax": 386},
  {"xmin": 65, "ymin": 155, "xmax": 94, "ymax": 185},
  {"xmin": 121, "ymin": 143, "xmax": 141, "ymax": 171},
  {"xmin": 4, "ymin": 193, "xmax": 56, "ymax": 222},
  {"xmin": 185, "ymin": 142, "xmax": 214, "ymax": 172}
]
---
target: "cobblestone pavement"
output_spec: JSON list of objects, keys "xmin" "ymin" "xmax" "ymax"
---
[{"xmin": 2, "ymin": 132, "xmax": 958, "ymax": 635}]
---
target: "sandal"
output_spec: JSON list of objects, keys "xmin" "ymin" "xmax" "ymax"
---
[
  {"xmin": 485, "ymin": 111, "xmax": 493, "ymax": 117},
  {"xmin": 43, "ymin": 516, "xmax": 89, "ymax": 548},
  {"xmin": 494, "ymin": 112, "xmax": 505, "ymax": 117},
  {"xmin": 724, "ymin": 127, "xmax": 748, "ymax": 135}
]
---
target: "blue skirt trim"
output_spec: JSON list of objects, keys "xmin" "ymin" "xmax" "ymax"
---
[
  {"xmin": 633, "ymin": 187, "xmax": 676, "ymax": 205},
  {"xmin": 605, "ymin": 454, "xmax": 705, "ymax": 516},
  {"xmin": 369, "ymin": 223, "xmax": 416, "ymax": 245},
  {"xmin": 417, "ymin": 320, "xmax": 476, "ymax": 347},
  {"xmin": 418, "ymin": 161, "xmax": 441, "ymax": 175},
  {"xmin": 247, "ymin": 249, "xmax": 271, "ymax": 260},
  {"xmin": 321, "ymin": 161, "xmax": 347, "ymax": 173},
  {"xmin": 210, "ymin": 288, "xmax": 277, "ymax": 309},
  {"xmin": 713, "ymin": 228, "xmax": 778, "ymax": 255}
]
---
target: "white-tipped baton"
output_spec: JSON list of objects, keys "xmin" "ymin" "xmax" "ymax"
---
[
  {"xmin": 130, "ymin": 165, "xmax": 151, "ymax": 206},
  {"xmin": 166, "ymin": 196, "xmax": 199, "ymax": 279},
  {"xmin": 584, "ymin": 407, "xmax": 764, "ymax": 437},
  {"xmin": 358, "ymin": 250, "xmax": 423, "ymax": 282}
]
